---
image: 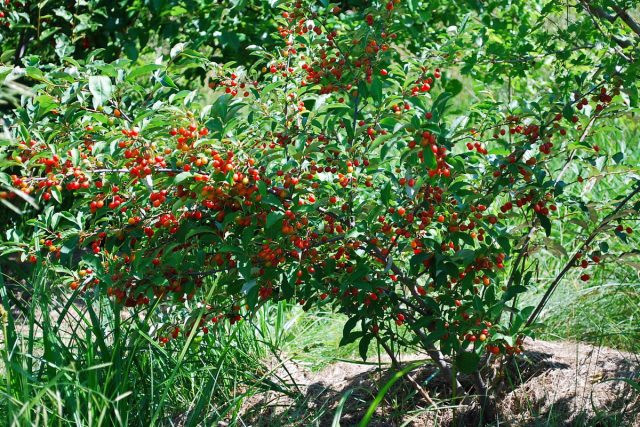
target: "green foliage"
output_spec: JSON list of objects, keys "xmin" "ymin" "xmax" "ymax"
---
[
  {"xmin": 1, "ymin": 0, "xmax": 640, "ymax": 424},
  {"xmin": 0, "ymin": 0, "xmax": 281, "ymax": 69}
]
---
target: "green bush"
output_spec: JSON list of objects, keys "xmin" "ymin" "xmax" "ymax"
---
[{"xmin": 1, "ymin": 0, "xmax": 639, "ymax": 424}]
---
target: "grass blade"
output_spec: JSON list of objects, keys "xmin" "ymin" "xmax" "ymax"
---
[
  {"xmin": 359, "ymin": 361, "xmax": 423, "ymax": 427},
  {"xmin": 331, "ymin": 388, "xmax": 354, "ymax": 427}
]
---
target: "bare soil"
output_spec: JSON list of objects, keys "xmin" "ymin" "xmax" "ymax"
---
[{"xmin": 239, "ymin": 339, "xmax": 640, "ymax": 426}]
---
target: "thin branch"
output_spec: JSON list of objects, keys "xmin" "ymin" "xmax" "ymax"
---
[
  {"xmin": 368, "ymin": 244, "xmax": 434, "ymax": 315},
  {"xmin": 579, "ymin": 0, "xmax": 617, "ymax": 22},
  {"xmin": 526, "ymin": 181, "xmax": 640, "ymax": 326},
  {"xmin": 407, "ymin": 373, "xmax": 437, "ymax": 407},
  {"xmin": 557, "ymin": 107, "xmax": 601, "ymax": 183},
  {"xmin": 24, "ymin": 167, "xmax": 187, "ymax": 181},
  {"xmin": 506, "ymin": 225, "xmax": 535, "ymax": 327},
  {"xmin": 578, "ymin": 0, "xmax": 635, "ymax": 54},
  {"xmin": 611, "ymin": 5, "xmax": 640, "ymax": 38},
  {"xmin": 377, "ymin": 337, "xmax": 399, "ymax": 367}
]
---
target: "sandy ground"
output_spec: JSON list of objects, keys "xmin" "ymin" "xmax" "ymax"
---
[{"xmin": 239, "ymin": 339, "xmax": 640, "ymax": 426}]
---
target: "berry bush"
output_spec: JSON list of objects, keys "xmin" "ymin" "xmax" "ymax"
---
[{"xmin": 2, "ymin": 0, "xmax": 640, "ymax": 409}]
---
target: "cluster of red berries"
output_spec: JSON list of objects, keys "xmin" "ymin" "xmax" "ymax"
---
[
  {"xmin": 208, "ymin": 72, "xmax": 257, "ymax": 98},
  {"xmin": 0, "ymin": 1, "xmax": 17, "ymax": 28},
  {"xmin": 169, "ymin": 124, "xmax": 209, "ymax": 152}
]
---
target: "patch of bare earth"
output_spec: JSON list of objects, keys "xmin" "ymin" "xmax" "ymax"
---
[{"xmin": 238, "ymin": 339, "xmax": 640, "ymax": 426}]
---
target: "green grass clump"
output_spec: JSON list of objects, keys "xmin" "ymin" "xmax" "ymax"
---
[
  {"xmin": 536, "ymin": 283, "xmax": 640, "ymax": 353},
  {"xmin": 0, "ymin": 265, "xmax": 304, "ymax": 426}
]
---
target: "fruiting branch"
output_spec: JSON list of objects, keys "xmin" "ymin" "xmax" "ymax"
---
[{"xmin": 526, "ymin": 181, "xmax": 640, "ymax": 326}]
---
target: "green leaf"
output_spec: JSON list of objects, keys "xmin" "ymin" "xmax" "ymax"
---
[
  {"xmin": 453, "ymin": 249, "xmax": 475, "ymax": 265},
  {"xmin": 492, "ymin": 332, "xmax": 515, "ymax": 347},
  {"xmin": 35, "ymin": 95, "xmax": 59, "ymax": 117},
  {"xmin": 627, "ymin": 85, "xmax": 638, "ymax": 108},
  {"xmin": 509, "ymin": 313, "xmax": 526, "ymax": 335},
  {"xmin": 422, "ymin": 147, "xmax": 437, "ymax": 169},
  {"xmin": 537, "ymin": 212, "xmax": 551, "ymax": 237},
  {"xmin": 379, "ymin": 138, "xmax": 395, "ymax": 160},
  {"xmin": 358, "ymin": 334, "xmax": 372, "ymax": 361},
  {"xmin": 241, "ymin": 279, "xmax": 257, "ymax": 293},
  {"xmin": 341, "ymin": 316, "xmax": 359, "ymax": 341},
  {"xmin": 243, "ymin": 280, "xmax": 259, "ymax": 308},
  {"xmin": 185, "ymin": 226, "xmax": 215, "ymax": 240},
  {"xmin": 218, "ymin": 245, "xmax": 243, "ymax": 254},
  {"xmin": 53, "ymin": 7, "xmax": 73, "ymax": 21},
  {"xmin": 331, "ymin": 389, "xmax": 354, "ymax": 427},
  {"xmin": 88, "ymin": 76, "xmax": 113, "ymax": 109},
  {"xmin": 281, "ymin": 272, "xmax": 294, "ymax": 299},
  {"xmin": 612, "ymin": 152, "xmax": 624, "ymax": 164},
  {"xmin": 432, "ymin": 92, "xmax": 453, "ymax": 117},
  {"xmin": 370, "ymin": 77, "xmax": 383, "ymax": 104},
  {"xmin": 339, "ymin": 330, "xmax": 363, "ymax": 346},
  {"xmin": 127, "ymin": 64, "xmax": 164, "ymax": 81},
  {"xmin": 455, "ymin": 351, "xmax": 480, "ymax": 374},
  {"xmin": 123, "ymin": 41, "xmax": 139, "ymax": 61},
  {"xmin": 502, "ymin": 285, "xmax": 527, "ymax": 302},
  {"xmin": 381, "ymin": 181, "xmax": 391, "ymax": 205},
  {"xmin": 170, "ymin": 43, "xmax": 186, "ymax": 59},
  {"xmin": 51, "ymin": 186, "xmax": 62, "ymax": 204},
  {"xmin": 0, "ymin": 66, "xmax": 12, "ymax": 84},
  {"xmin": 159, "ymin": 74, "xmax": 178, "ymax": 89},
  {"xmin": 445, "ymin": 79, "xmax": 463, "ymax": 97},
  {"xmin": 562, "ymin": 103, "xmax": 574, "ymax": 121},
  {"xmin": 54, "ymin": 34, "xmax": 75, "ymax": 59},
  {"xmin": 266, "ymin": 212, "xmax": 283, "ymax": 230},
  {"xmin": 26, "ymin": 67, "xmax": 48, "ymax": 83},
  {"xmin": 174, "ymin": 172, "xmax": 193, "ymax": 184},
  {"xmin": 497, "ymin": 236, "xmax": 511, "ymax": 252}
]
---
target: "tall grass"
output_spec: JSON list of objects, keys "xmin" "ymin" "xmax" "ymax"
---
[
  {"xmin": 2, "ymin": 256, "xmax": 637, "ymax": 426},
  {"xmin": 0, "ymin": 263, "xmax": 302, "ymax": 426}
]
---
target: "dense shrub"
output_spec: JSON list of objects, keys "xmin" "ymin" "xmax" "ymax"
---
[
  {"xmin": 0, "ymin": 0, "xmax": 283, "ymax": 68},
  {"xmin": 2, "ymin": 0, "xmax": 640, "ymax": 408}
]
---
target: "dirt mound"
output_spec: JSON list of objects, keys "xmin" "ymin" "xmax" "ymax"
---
[
  {"xmin": 497, "ymin": 340, "xmax": 640, "ymax": 426},
  {"xmin": 239, "ymin": 339, "xmax": 640, "ymax": 426}
]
